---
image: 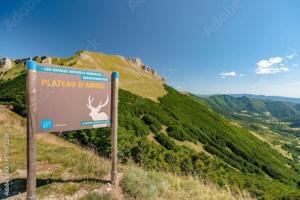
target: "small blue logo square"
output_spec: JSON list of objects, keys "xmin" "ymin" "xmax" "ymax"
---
[{"xmin": 40, "ymin": 119, "xmax": 53, "ymax": 129}]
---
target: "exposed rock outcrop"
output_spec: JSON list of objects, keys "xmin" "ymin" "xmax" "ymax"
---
[
  {"xmin": 127, "ymin": 57, "xmax": 143, "ymax": 67},
  {"xmin": 79, "ymin": 53, "xmax": 95, "ymax": 63},
  {"xmin": 0, "ymin": 58, "xmax": 13, "ymax": 73},
  {"xmin": 31, "ymin": 56, "xmax": 52, "ymax": 64},
  {"xmin": 117, "ymin": 55, "xmax": 126, "ymax": 61},
  {"xmin": 126, "ymin": 57, "xmax": 165, "ymax": 82},
  {"xmin": 41, "ymin": 56, "xmax": 52, "ymax": 64}
]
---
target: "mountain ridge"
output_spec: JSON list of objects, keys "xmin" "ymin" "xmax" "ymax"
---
[
  {"xmin": 0, "ymin": 50, "xmax": 167, "ymax": 101},
  {"xmin": 205, "ymin": 94, "xmax": 300, "ymax": 120},
  {"xmin": 200, "ymin": 94, "xmax": 300, "ymax": 105}
]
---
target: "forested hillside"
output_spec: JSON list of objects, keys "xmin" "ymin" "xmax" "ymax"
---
[
  {"xmin": 205, "ymin": 95, "xmax": 300, "ymax": 137},
  {"xmin": 206, "ymin": 95, "xmax": 300, "ymax": 120},
  {"xmin": 1, "ymin": 52, "xmax": 300, "ymax": 199},
  {"xmin": 204, "ymin": 94, "xmax": 300, "ymax": 184},
  {"xmin": 229, "ymin": 94, "xmax": 300, "ymax": 105}
]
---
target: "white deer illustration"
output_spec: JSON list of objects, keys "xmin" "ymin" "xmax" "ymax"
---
[{"xmin": 87, "ymin": 95, "xmax": 109, "ymax": 127}]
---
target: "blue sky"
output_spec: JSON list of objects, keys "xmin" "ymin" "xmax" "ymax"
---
[{"xmin": 1, "ymin": 0, "xmax": 300, "ymax": 97}]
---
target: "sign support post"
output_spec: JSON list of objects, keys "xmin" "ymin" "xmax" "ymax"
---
[
  {"xmin": 111, "ymin": 71, "xmax": 119, "ymax": 185},
  {"xmin": 26, "ymin": 60, "xmax": 37, "ymax": 200}
]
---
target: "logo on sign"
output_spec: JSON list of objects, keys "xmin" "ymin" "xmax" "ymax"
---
[
  {"xmin": 40, "ymin": 119, "xmax": 54, "ymax": 129},
  {"xmin": 87, "ymin": 95, "xmax": 110, "ymax": 128}
]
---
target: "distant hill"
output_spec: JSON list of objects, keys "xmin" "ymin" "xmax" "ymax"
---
[
  {"xmin": 204, "ymin": 94, "xmax": 300, "ymax": 140},
  {"xmin": 285, "ymin": 113, "xmax": 300, "ymax": 127},
  {"xmin": 1, "ymin": 51, "xmax": 300, "ymax": 199},
  {"xmin": 206, "ymin": 95, "xmax": 300, "ymax": 120},
  {"xmin": 228, "ymin": 94, "xmax": 300, "ymax": 105}
]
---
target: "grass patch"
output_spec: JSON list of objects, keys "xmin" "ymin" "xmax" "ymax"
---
[
  {"xmin": 121, "ymin": 168, "xmax": 169, "ymax": 199},
  {"xmin": 38, "ymin": 182, "xmax": 80, "ymax": 197},
  {"xmin": 81, "ymin": 192, "xmax": 112, "ymax": 200},
  {"xmin": 121, "ymin": 167, "xmax": 253, "ymax": 200}
]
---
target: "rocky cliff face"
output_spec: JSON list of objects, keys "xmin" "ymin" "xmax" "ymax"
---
[
  {"xmin": 126, "ymin": 57, "xmax": 165, "ymax": 82},
  {"xmin": 32, "ymin": 56, "xmax": 52, "ymax": 64},
  {"xmin": 0, "ymin": 58, "xmax": 13, "ymax": 73},
  {"xmin": 41, "ymin": 56, "xmax": 52, "ymax": 64},
  {"xmin": 11, "ymin": 56, "xmax": 52, "ymax": 66}
]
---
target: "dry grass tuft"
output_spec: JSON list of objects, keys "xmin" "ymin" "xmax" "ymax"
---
[{"xmin": 121, "ymin": 166, "xmax": 254, "ymax": 200}]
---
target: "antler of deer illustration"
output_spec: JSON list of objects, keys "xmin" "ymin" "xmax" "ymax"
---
[
  {"xmin": 87, "ymin": 95, "xmax": 94, "ymax": 110},
  {"xmin": 87, "ymin": 95, "xmax": 109, "ymax": 110},
  {"xmin": 96, "ymin": 95, "xmax": 109, "ymax": 110}
]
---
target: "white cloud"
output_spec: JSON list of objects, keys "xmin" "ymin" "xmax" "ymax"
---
[
  {"xmin": 220, "ymin": 71, "xmax": 236, "ymax": 76},
  {"xmin": 257, "ymin": 57, "xmax": 283, "ymax": 68},
  {"xmin": 219, "ymin": 71, "xmax": 246, "ymax": 79},
  {"xmin": 219, "ymin": 71, "xmax": 236, "ymax": 78},
  {"xmin": 256, "ymin": 56, "xmax": 289, "ymax": 74}
]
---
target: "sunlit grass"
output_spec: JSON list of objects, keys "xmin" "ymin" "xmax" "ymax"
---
[
  {"xmin": 0, "ymin": 108, "xmax": 254, "ymax": 199},
  {"xmin": 121, "ymin": 166, "xmax": 254, "ymax": 200}
]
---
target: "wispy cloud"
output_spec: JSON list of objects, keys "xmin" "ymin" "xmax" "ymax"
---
[
  {"xmin": 219, "ymin": 71, "xmax": 236, "ymax": 79},
  {"xmin": 286, "ymin": 53, "xmax": 297, "ymax": 59},
  {"xmin": 219, "ymin": 71, "xmax": 245, "ymax": 79},
  {"xmin": 256, "ymin": 56, "xmax": 289, "ymax": 74}
]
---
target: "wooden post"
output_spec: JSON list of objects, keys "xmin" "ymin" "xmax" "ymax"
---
[
  {"xmin": 26, "ymin": 60, "xmax": 37, "ymax": 200},
  {"xmin": 111, "ymin": 71, "xmax": 119, "ymax": 185}
]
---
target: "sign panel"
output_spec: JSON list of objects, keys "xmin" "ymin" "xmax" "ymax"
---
[{"xmin": 28, "ymin": 61, "xmax": 112, "ymax": 133}]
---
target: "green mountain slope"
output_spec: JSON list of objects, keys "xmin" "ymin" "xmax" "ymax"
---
[
  {"xmin": 206, "ymin": 95, "xmax": 300, "ymax": 120},
  {"xmin": 0, "ymin": 108, "xmax": 250, "ymax": 200},
  {"xmin": 229, "ymin": 94, "xmax": 300, "ymax": 105},
  {"xmin": 204, "ymin": 95, "xmax": 300, "ymax": 182},
  {"xmin": 1, "ymin": 52, "xmax": 300, "ymax": 199},
  {"xmin": 285, "ymin": 114, "xmax": 300, "ymax": 127}
]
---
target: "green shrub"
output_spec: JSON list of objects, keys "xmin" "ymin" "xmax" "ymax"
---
[
  {"xmin": 131, "ymin": 118, "xmax": 150, "ymax": 136},
  {"xmin": 121, "ymin": 168, "xmax": 169, "ymax": 199},
  {"xmin": 155, "ymin": 133, "xmax": 176, "ymax": 150},
  {"xmin": 142, "ymin": 114, "xmax": 161, "ymax": 133},
  {"xmin": 166, "ymin": 126, "xmax": 185, "ymax": 141}
]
